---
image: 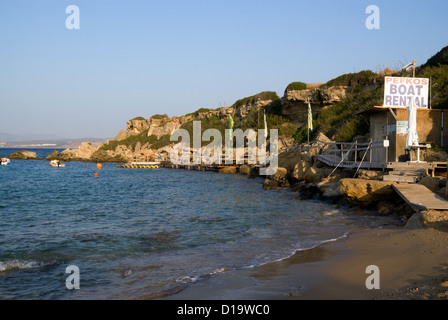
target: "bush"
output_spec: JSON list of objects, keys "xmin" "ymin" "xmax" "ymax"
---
[
  {"xmin": 232, "ymin": 91, "xmax": 279, "ymax": 108},
  {"xmin": 150, "ymin": 134, "xmax": 173, "ymax": 149},
  {"xmin": 418, "ymin": 64, "xmax": 448, "ymax": 109},
  {"xmin": 150, "ymin": 114, "xmax": 168, "ymax": 119},
  {"xmin": 286, "ymin": 82, "xmax": 307, "ymax": 91},
  {"xmin": 325, "ymin": 70, "xmax": 377, "ymax": 88},
  {"xmin": 294, "ymin": 84, "xmax": 382, "ymax": 143},
  {"xmin": 422, "ymin": 46, "xmax": 448, "ymax": 69},
  {"xmin": 264, "ymin": 99, "xmax": 282, "ymax": 115}
]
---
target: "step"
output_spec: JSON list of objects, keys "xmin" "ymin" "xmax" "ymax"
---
[
  {"xmin": 383, "ymin": 175, "xmax": 418, "ymax": 183},
  {"xmin": 389, "ymin": 171, "xmax": 424, "ymax": 176}
]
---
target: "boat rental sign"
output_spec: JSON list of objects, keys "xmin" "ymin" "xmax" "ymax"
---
[{"xmin": 383, "ymin": 76, "xmax": 429, "ymax": 108}]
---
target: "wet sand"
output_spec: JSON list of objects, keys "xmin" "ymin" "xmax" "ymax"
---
[{"xmin": 164, "ymin": 225, "xmax": 448, "ymax": 300}]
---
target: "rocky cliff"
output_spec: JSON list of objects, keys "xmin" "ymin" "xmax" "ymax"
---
[
  {"xmin": 280, "ymin": 86, "xmax": 350, "ymax": 127},
  {"xmin": 59, "ymin": 81, "xmax": 372, "ymax": 163}
]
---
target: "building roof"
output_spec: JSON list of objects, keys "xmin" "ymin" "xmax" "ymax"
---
[{"xmin": 357, "ymin": 106, "xmax": 439, "ymax": 115}]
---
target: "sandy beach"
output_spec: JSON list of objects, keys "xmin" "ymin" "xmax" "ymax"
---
[
  {"xmin": 303, "ymin": 226, "xmax": 448, "ymax": 300},
  {"xmin": 165, "ymin": 224, "xmax": 448, "ymax": 300}
]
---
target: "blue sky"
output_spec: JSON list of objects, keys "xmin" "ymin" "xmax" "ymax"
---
[{"xmin": 0, "ymin": 0, "xmax": 447, "ymax": 139}]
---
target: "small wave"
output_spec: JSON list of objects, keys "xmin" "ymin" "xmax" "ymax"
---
[
  {"xmin": 173, "ymin": 267, "xmax": 233, "ymax": 288},
  {"xmin": 176, "ymin": 275, "xmax": 199, "ymax": 284},
  {"xmin": 0, "ymin": 259, "xmax": 54, "ymax": 272},
  {"xmin": 322, "ymin": 209, "xmax": 340, "ymax": 216},
  {"xmin": 247, "ymin": 232, "xmax": 350, "ymax": 268}
]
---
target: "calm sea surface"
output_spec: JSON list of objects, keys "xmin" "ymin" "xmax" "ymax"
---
[{"xmin": 0, "ymin": 148, "xmax": 393, "ymax": 299}]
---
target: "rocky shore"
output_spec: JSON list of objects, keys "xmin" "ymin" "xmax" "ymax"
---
[
  {"xmin": 258, "ymin": 137, "xmax": 448, "ymax": 230},
  {"xmin": 7, "ymin": 150, "xmax": 42, "ymax": 160},
  {"xmin": 9, "ymin": 133, "xmax": 448, "ymax": 230}
]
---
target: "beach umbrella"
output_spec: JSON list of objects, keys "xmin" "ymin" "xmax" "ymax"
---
[{"xmin": 406, "ymin": 97, "xmax": 419, "ymax": 150}]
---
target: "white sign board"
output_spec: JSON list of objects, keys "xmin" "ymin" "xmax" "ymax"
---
[{"xmin": 383, "ymin": 76, "xmax": 429, "ymax": 108}]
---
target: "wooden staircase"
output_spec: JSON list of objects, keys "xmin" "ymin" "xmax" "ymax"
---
[
  {"xmin": 383, "ymin": 162, "xmax": 432, "ymax": 183},
  {"xmin": 383, "ymin": 168, "xmax": 426, "ymax": 183}
]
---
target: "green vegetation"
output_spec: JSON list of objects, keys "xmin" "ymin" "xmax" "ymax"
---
[
  {"xmin": 180, "ymin": 115, "xmax": 227, "ymax": 137},
  {"xmin": 418, "ymin": 64, "xmax": 448, "ymax": 110},
  {"xmin": 422, "ymin": 46, "xmax": 448, "ymax": 69},
  {"xmin": 100, "ymin": 129, "xmax": 172, "ymax": 151},
  {"xmin": 232, "ymin": 99, "xmax": 297, "ymax": 138},
  {"xmin": 295, "ymin": 77, "xmax": 384, "ymax": 143},
  {"xmin": 286, "ymin": 81, "xmax": 307, "ymax": 91},
  {"xmin": 149, "ymin": 134, "xmax": 172, "ymax": 149},
  {"xmin": 324, "ymin": 70, "xmax": 377, "ymax": 89},
  {"xmin": 232, "ymin": 91, "xmax": 279, "ymax": 108},
  {"xmin": 107, "ymin": 46, "xmax": 448, "ymax": 150},
  {"xmin": 185, "ymin": 107, "xmax": 212, "ymax": 117},
  {"xmin": 150, "ymin": 114, "xmax": 168, "ymax": 119}
]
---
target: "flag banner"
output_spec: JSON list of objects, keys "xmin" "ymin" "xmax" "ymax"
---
[
  {"xmin": 307, "ymin": 100, "xmax": 313, "ymax": 131},
  {"xmin": 228, "ymin": 115, "xmax": 234, "ymax": 140}
]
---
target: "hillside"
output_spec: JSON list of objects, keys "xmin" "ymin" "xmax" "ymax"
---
[{"xmin": 59, "ymin": 46, "xmax": 448, "ymax": 162}]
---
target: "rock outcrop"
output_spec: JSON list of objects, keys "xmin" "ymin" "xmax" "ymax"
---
[
  {"xmin": 406, "ymin": 210, "xmax": 448, "ymax": 229},
  {"xmin": 147, "ymin": 120, "xmax": 181, "ymax": 139},
  {"xmin": 280, "ymin": 86, "xmax": 349, "ymax": 127},
  {"xmin": 7, "ymin": 150, "xmax": 40, "ymax": 160},
  {"xmin": 238, "ymin": 164, "xmax": 252, "ymax": 175},
  {"xmin": 90, "ymin": 149, "xmax": 128, "ymax": 163},
  {"xmin": 58, "ymin": 142, "xmax": 99, "ymax": 161},
  {"xmin": 218, "ymin": 166, "xmax": 237, "ymax": 174},
  {"xmin": 46, "ymin": 150, "xmax": 60, "ymax": 160},
  {"xmin": 263, "ymin": 167, "xmax": 290, "ymax": 190},
  {"xmin": 339, "ymin": 178, "xmax": 397, "ymax": 206}
]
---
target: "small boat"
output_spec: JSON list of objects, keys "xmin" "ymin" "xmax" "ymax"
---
[
  {"xmin": 50, "ymin": 160, "xmax": 65, "ymax": 167},
  {"xmin": 1, "ymin": 158, "xmax": 10, "ymax": 166}
]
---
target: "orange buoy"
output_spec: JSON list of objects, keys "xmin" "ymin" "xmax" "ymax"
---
[
  {"xmin": 94, "ymin": 172, "xmax": 99, "ymax": 177},
  {"xmin": 96, "ymin": 163, "xmax": 102, "ymax": 170}
]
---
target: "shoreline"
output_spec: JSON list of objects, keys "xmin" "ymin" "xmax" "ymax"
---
[
  {"xmin": 164, "ymin": 225, "xmax": 448, "ymax": 300},
  {"xmin": 3, "ymin": 149, "xmax": 448, "ymax": 300}
]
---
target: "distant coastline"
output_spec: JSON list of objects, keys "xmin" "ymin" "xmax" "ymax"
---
[{"xmin": 0, "ymin": 139, "xmax": 107, "ymax": 150}]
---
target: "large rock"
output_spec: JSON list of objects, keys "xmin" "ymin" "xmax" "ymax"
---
[
  {"xmin": 263, "ymin": 178, "xmax": 280, "ymax": 191},
  {"xmin": 339, "ymin": 178, "xmax": 397, "ymax": 206},
  {"xmin": 147, "ymin": 119, "xmax": 181, "ymax": 139},
  {"xmin": 422, "ymin": 150, "xmax": 448, "ymax": 162},
  {"xmin": 7, "ymin": 150, "xmax": 39, "ymax": 160},
  {"xmin": 46, "ymin": 150, "xmax": 60, "ymax": 160},
  {"xmin": 293, "ymin": 160, "xmax": 331, "ymax": 184},
  {"xmin": 238, "ymin": 164, "xmax": 251, "ymax": 175},
  {"xmin": 293, "ymin": 160, "xmax": 311, "ymax": 181},
  {"xmin": 356, "ymin": 169, "xmax": 386, "ymax": 181},
  {"xmin": 318, "ymin": 181, "xmax": 342, "ymax": 200},
  {"xmin": 218, "ymin": 166, "xmax": 237, "ymax": 174},
  {"xmin": 263, "ymin": 167, "xmax": 290, "ymax": 190},
  {"xmin": 405, "ymin": 210, "xmax": 448, "ymax": 229},
  {"xmin": 418, "ymin": 177, "xmax": 443, "ymax": 193},
  {"xmin": 272, "ymin": 167, "xmax": 289, "ymax": 186},
  {"xmin": 278, "ymin": 149, "xmax": 302, "ymax": 172},
  {"xmin": 113, "ymin": 129, "xmax": 129, "ymax": 141},
  {"xmin": 281, "ymin": 86, "xmax": 349, "ymax": 127},
  {"xmin": 59, "ymin": 142, "xmax": 98, "ymax": 161},
  {"xmin": 127, "ymin": 118, "xmax": 150, "ymax": 133},
  {"xmin": 90, "ymin": 149, "xmax": 128, "ymax": 162}
]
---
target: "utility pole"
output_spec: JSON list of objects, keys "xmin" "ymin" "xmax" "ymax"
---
[{"xmin": 413, "ymin": 59, "xmax": 415, "ymax": 78}]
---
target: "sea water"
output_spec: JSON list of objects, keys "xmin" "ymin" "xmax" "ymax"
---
[{"xmin": 0, "ymin": 148, "xmax": 390, "ymax": 299}]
